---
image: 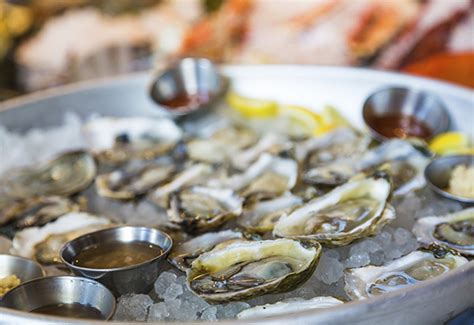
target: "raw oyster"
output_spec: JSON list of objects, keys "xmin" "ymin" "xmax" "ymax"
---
[
  {"xmin": 11, "ymin": 212, "xmax": 112, "ymax": 264},
  {"xmin": 187, "ymin": 125, "xmax": 258, "ymax": 165},
  {"xmin": 344, "ymin": 249, "xmax": 468, "ymax": 300},
  {"xmin": 168, "ymin": 229, "xmax": 247, "ymax": 271},
  {"xmin": 187, "ymin": 238, "xmax": 322, "ymax": 303},
  {"xmin": 95, "ymin": 160, "xmax": 176, "ymax": 200},
  {"xmin": 83, "ymin": 117, "xmax": 182, "ymax": 165},
  {"xmin": 303, "ymin": 139, "xmax": 429, "ymax": 195},
  {"xmin": 296, "ymin": 127, "xmax": 370, "ymax": 166},
  {"xmin": 1, "ymin": 151, "xmax": 96, "ymax": 199},
  {"xmin": 0, "ymin": 196, "xmax": 79, "ymax": 228},
  {"xmin": 237, "ymin": 296, "xmax": 344, "ymax": 319},
  {"xmin": 167, "ymin": 186, "xmax": 243, "ymax": 233},
  {"xmin": 151, "ymin": 163, "xmax": 213, "ymax": 206},
  {"xmin": 413, "ymin": 208, "xmax": 474, "ymax": 256},
  {"xmin": 209, "ymin": 153, "xmax": 298, "ymax": 201},
  {"xmin": 238, "ymin": 193, "xmax": 303, "ymax": 234},
  {"xmin": 274, "ymin": 171, "xmax": 394, "ymax": 246}
]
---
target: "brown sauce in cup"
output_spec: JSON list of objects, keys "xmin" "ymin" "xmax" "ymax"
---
[
  {"xmin": 368, "ymin": 113, "xmax": 433, "ymax": 139},
  {"xmin": 31, "ymin": 303, "xmax": 103, "ymax": 319}
]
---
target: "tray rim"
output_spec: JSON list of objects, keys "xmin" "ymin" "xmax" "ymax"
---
[{"xmin": 0, "ymin": 65, "xmax": 472, "ymax": 324}]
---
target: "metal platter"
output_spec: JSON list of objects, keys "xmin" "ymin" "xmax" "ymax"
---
[{"xmin": 0, "ymin": 66, "xmax": 473, "ymax": 324}]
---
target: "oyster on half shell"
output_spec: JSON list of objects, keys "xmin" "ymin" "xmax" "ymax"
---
[
  {"xmin": 237, "ymin": 296, "xmax": 344, "ymax": 319},
  {"xmin": 413, "ymin": 208, "xmax": 474, "ymax": 256},
  {"xmin": 11, "ymin": 212, "xmax": 112, "ymax": 264},
  {"xmin": 0, "ymin": 196, "xmax": 79, "ymax": 228},
  {"xmin": 168, "ymin": 229, "xmax": 248, "ymax": 271},
  {"xmin": 95, "ymin": 161, "xmax": 176, "ymax": 200},
  {"xmin": 83, "ymin": 117, "xmax": 182, "ymax": 165},
  {"xmin": 1, "ymin": 151, "xmax": 96, "ymax": 199},
  {"xmin": 238, "ymin": 193, "xmax": 303, "ymax": 234},
  {"xmin": 344, "ymin": 249, "xmax": 468, "ymax": 300},
  {"xmin": 187, "ymin": 238, "xmax": 322, "ymax": 303},
  {"xmin": 274, "ymin": 171, "xmax": 394, "ymax": 246},
  {"xmin": 167, "ymin": 186, "xmax": 243, "ymax": 233}
]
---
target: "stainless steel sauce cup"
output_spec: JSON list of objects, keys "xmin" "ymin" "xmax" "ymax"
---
[{"xmin": 60, "ymin": 226, "xmax": 173, "ymax": 296}]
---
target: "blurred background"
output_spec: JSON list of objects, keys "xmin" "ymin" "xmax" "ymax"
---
[{"xmin": 0, "ymin": 0, "xmax": 472, "ymax": 101}]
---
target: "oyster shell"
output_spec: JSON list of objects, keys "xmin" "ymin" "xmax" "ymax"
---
[
  {"xmin": 11, "ymin": 212, "xmax": 112, "ymax": 264},
  {"xmin": 167, "ymin": 186, "xmax": 243, "ymax": 233},
  {"xmin": 274, "ymin": 171, "xmax": 394, "ymax": 246},
  {"xmin": 168, "ymin": 229, "xmax": 247, "ymax": 271},
  {"xmin": 0, "ymin": 196, "xmax": 79, "ymax": 228},
  {"xmin": 83, "ymin": 117, "xmax": 182, "ymax": 165},
  {"xmin": 303, "ymin": 139, "xmax": 429, "ymax": 195},
  {"xmin": 151, "ymin": 163, "xmax": 214, "ymax": 206},
  {"xmin": 187, "ymin": 125, "xmax": 258, "ymax": 165},
  {"xmin": 238, "ymin": 193, "xmax": 303, "ymax": 234},
  {"xmin": 344, "ymin": 249, "xmax": 468, "ymax": 300},
  {"xmin": 413, "ymin": 208, "xmax": 474, "ymax": 256},
  {"xmin": 210, "ymin": 153, "xmax": 298, "ymax": 201},
  {"xmin": 187, "ymin": 238, "xmax": 322, "ymax": 303},
  {"xmin": 237, "ymin": 296, "xmax": 344, "ymax": 319},
  {"xmin": 1, "ymin": 151, "xmax": 96, "ymax": 199},
  {"xmin": 95, "ymin": 161, "xmax": 176, "ymax": 200}
]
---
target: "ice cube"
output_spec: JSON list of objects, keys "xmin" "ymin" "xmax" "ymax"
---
[
  {"xmin": 113, "ymin": 294, "xmax": 153, "ymax": 322},
  {"xmin": 154, "ymin": 272, "xmax": 178, "ymax": 297},
  {"xmin": 200, "ymin": 306, "xmax": 218, "ymax": 321},
  {"xmin": 163, "ymin": 283, "xmax": 183, "ymax": 300},
  {"xmin": 315, "ymin": 254, "xmax": 344, "ymax": 284},
  {"xmin": 147, "ymin": 303, "xmax": 169, "ymax": 322}
]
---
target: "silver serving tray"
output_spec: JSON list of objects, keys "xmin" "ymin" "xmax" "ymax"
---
[{"xmin": 0, "ymin": 66, "xmax": 473, "ymax": 324}]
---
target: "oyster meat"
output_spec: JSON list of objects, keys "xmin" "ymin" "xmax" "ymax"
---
[
  {"xmin": 83, "ymin": 117, "xmax": 182, "ymax": 165},
  {"xmin": 210, "ymin": 153, "xmax": 298, "ymax": 201},
  {"xmin": 0, "ymin": 196, "xmax": 79, "ymax": 228},
  {"xmin": 11, "ymin": 212, "xmax": 112, "ymax": 264},
  {"xmin": 167, "ymin": 186, "xmax": 243, "ymax": 233},
  {"xmin": 1, "ymin": 151, "xmax": 96, "ymax": 199},
  {"xmin": 187, "ymin": 238, "xmax": 322, "ymax": 303},
  {"xmin": 344, "ymin": 249, "xmax": 468, "ymax": 300},
  {"xmin": 238, "ymin": 193, "xmax": 303, "ymax": 234},
  {"xmin": 168, "ymin": 229, "xmax": 247, "ymax": 271},
  {"xmin": 413, "ymin": 208, "xmax": 474, "ymax": 256},
  {"xmin": 96, "ymin": 161, "xmax": 176, "ymax": 200},
  {"xmin": 274, "ymin": 171, "xmax": 394, "ymax": 246},
  {"xmin": 237, "ymin": 296, "xmax": 344, "ymax": 319},
  {"xmin": 303, "ymin": 139, "xmax": 429, "ymax": 195}
]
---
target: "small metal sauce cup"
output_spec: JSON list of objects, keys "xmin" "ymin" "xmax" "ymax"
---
[
  {"xmin": 424, "ymin": 154, "xmax": 474, "ymax": 204},
  {"xmin": 149, "ymin": 57, "xmax": 228, "ymax": 119},
  {"xmin": 0, "ymin": 254, "xmax": 45, "ymax": 288},
  {"xmin": 60, "ymin": 226, "xmax": 173, "ymax": 296},
  {"xmin": 1, "ymin": 275, "xmax": 115, "ymax": 320},
  {"xmin": 363, "ymin": 86, "xmax": 450, "ymax": 141}
]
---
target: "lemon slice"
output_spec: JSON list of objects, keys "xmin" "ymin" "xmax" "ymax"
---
[
  {"xmin": 226, "ymin": 92, "xmax": 278, "ymax": 118},
  {"xmin": 277, "ymin": 104, "xmax": 323, "ymax": 137},
  {"xmin": 429, "ymin": 132, "xmax": 471, "ymax": 155}
]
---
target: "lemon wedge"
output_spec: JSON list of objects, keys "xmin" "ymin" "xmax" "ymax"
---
[
  {"xmin": 226, "ymin": 92, "xmax": 278, "ymax": 118},
  {"xmin": 277, "ymin": 104, "xmax": 324, "ymax": 137},
  {"xmin": 429, "ymin": 132, "xmax": 473, "ymax": 155}
]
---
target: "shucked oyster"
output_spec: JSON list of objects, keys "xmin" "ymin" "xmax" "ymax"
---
[
  {"xmin": 209, "ymin": 153, "xmax": 298, "ymax": 201},
  {"xmin": 0, "ymin": 196, "xmax": 79, "ymax": 228},
  {"xmin": 1, "ymin": 151, "xmax": 96, "ymax": 199},
  {"xmin": 274, "ymin": 171, "xmax": 394, "ymax": 246},
  {"xmin": 95, "ymin": 160, "xmax": 176, "ymax": 200},
  {"xmin": 344, "ymin": 249, "xmax": 468, "ymax": 300},
  {"xmin": 167, "ymin": 186, "xmax": 243, "ymax": 233},
  {"xmin": 237, "ymin": 296, "xmax": 344, "ymax": 319},
  {"xmin": 83, "ymin": 117, "xmax": 182, "ymax": 165},
  {"xmin": 187, "ymin": 238, "xmax": 322, "ymax": 303},
  {"xmin": 413, "ymin": 208, "xmax": 474, "ymax": 256},
  {"xmin": 187, "ymin": 125, "xmax": 258, "ymax": 165},
  {"xmin": 11, "ymin": 212, "xmax": 112, "ymax": 264},
  {"xmin": 238, "ymin": 193, "xmax": 303, "ymax": 234},
  {"xmin": 303, "ymin": 139, "xmax": 429, "ymax": 195},
  {"xmin": 168, "ymin": 229, "xmax": 247, "ymax": 271}
]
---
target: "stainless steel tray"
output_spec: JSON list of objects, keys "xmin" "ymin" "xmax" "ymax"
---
[{"xmin": 0, "ymin": 66, "xmax": 473, "ymax": 324}]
